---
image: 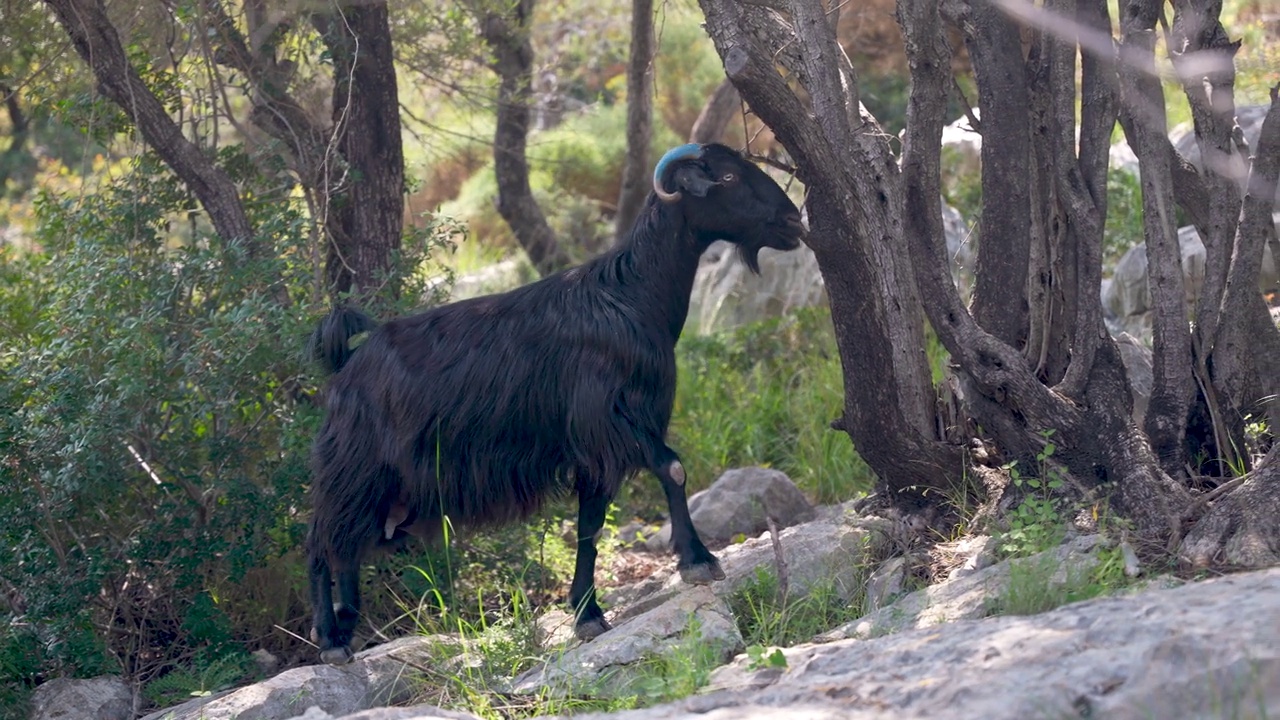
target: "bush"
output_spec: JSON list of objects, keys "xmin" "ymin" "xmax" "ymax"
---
[{"xmin": 0, "ymin": 148, "xmax": 454, "ymax": 713}]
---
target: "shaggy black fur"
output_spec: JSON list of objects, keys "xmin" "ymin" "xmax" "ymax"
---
[{"xmin": 305, "ymin": 143, "xmax": 805, "ymax": 664}]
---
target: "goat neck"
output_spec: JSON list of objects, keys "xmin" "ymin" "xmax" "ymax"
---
[{"xmin": 606, "ymin": 199, "xmax": 706, "ymax": 341}]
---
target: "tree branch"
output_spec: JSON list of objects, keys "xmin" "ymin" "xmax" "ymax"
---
[{"xmin": 43, "ymin": 0, "xmax": 256, "ymax": 251}]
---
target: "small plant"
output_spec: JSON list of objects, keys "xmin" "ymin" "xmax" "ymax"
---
[
  {"xmin": 143, "ymin": 650, "xmax": 255, "ymax": 708},
  {"xmin": 623, "ymin": 619, "xmax": 723, "ymax": 706},
  {"xmin": 729, "ymin": 566, "xmax": 862, "ymax": 649},
  {"xmin": 998, "ymin": 430, "xmax": 1067, "ymax": 557},
  {"xmin": 744, "ymin": 644, "xmax": 788, "ymax": 671}
]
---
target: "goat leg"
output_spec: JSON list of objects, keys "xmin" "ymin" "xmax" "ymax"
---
[
  {"xmin": 653, "ymin": 445, "xmax": 725, "ymax": 584},
  {"xmin": 568, "ymin": 483, "xmax": 612, "ymax": 640},
  {"xmin": 307, "ymin": 545, "xmax": 354, "ymax": 665}
]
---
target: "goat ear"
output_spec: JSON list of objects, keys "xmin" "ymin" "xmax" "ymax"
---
[{"xmin": 671, "ymin": 166, "xmax": 719, "ymax": 198}]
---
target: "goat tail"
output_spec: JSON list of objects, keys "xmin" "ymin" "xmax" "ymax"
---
[{"xmin": 309, "ymin": 305, "xmax": 379, "ymax": 375}]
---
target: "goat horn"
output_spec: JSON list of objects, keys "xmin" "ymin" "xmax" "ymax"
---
[{"xmin": 652, "ymin": 143, "xmax": 704, "ymax": 203}]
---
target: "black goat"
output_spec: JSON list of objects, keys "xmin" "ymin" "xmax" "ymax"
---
[{"xmin": 305, "ymin": 142, "xmax": 806, "ymax": 665}]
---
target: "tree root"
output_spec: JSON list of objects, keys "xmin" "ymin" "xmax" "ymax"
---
[{"xmin": 1180, "ymin": 450, "xmax": 1280, "ymax": 568}]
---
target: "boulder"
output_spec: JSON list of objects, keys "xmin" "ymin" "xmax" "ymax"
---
[
  {"xmin": 290, "ymin": 705, "xmax": 482, "ymax": 720},
  {"xmin": 686, "ymin": 202, "xmax": 972, "ymax": 334},
  {"xmin": 1103, "ymin": 216, "xmax": 1280, "ymax": 337},
  {"xmin": 1173, "ymin": 104, "xmax": 1278, "ymax": 204},
  {"xmin": 686, "ymin": 240, "xmax": 825, "ymax": 335},
  {"xmin": 139, "ymin": 636, "xmax": 458, "ymax": 720},
  {"xmin": 645, "ymin": 467, "xmax": 816, "ymax": 552},
  {"xmin": 611, "ymin": 509, "xmax": 892, "ymax": 624},
  {"xmin": 30, "ymin": 676, "xmax": 132, "ymax": 720}
]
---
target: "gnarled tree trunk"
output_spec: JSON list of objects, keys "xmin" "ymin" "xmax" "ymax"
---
[{"xmin": 694, "ymin": 0, "xmax": 1279, "ymax": 559}]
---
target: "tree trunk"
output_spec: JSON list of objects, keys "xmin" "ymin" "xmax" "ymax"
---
[
  {"xmin": 698, "ymin": 0, "xmax": 960, "ymax": 498},
  {"xmin": 477, "ymin": 0, "xmax": 570, "ymax": 276},
  {"xmin": 1118, "ymin": 1, "xmax": 1195, "ymax": 475},
  {"xmin": 614, "ymin": 0, "xmax": 656, "ymax": 240},
  {"xmin": 959, "ymin": 0, "xmax": 1031, "ymax": 350},
  {"xmin": 43, "ymin": 0, "xmax": 255, "ymax": 252},
  {"xmin": 313, "ymin": 2, "xmax": 405, "ymax": 303},
  {"xmin": 0, "ymin": 83, "xmax": 31, "ymax": 190},
  {"xmin": 689, "ymin": 79, "xmax": 740, "ymax": 144}
]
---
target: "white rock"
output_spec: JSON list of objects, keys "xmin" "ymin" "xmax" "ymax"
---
[
  {"xmin": 645, "ymin": 467, "xmax": 816, "ymax": 552},
  {"xmin": 30, "ymin": 676, "xmax": 132, "ymax": 720}
]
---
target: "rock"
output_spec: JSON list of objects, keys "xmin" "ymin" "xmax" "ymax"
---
[
  {"xmin": 534, "ymin": 608, "xmax": 579, "ymax": 649},
  {"xmin": 939, "ymin": 534, "xmax": 998, "ymax": 582},
  {"xmin": 140, "ymin": 636, "xmax": 456, "ymax": 720},
  {"xmin": 426, "ymin": 258, "xmax": 536, "ymax": 303},
  {"xmin": 818, "ymin": 534, "xmax": 1102, "ymax": 642},
  {"xmin": 687, "ymin": 240, "xmax": 825, "ymax": 334},
  {"xmin": 1103, "ymin": 217, "xmax": 1280, "ymax": 340},
  {"xmin": 611, "ymin": 510, "xmax": 891, "ymax": 625},
  {"xmin": 1173, "ymin": 104, "xmax": 1277, "ymax": 204},
  {"xmin": 557, "ymin": 567, "xmax": 1280, "ymax": 720},
  {"xmin": 687, "ymin": 202, "xmax": 972, "ymax": 333},
  {"xmin": 645, "ymin": 467, "xmax": 817, "ymax": 552},
  {"xmin": 1115, "ymin": 332, "xmax": 1153, "ymax": 426},
  {"xmin": 863, "ymin": 556, "xmax": 907, "ymax": 610},
  {"xmin": 30, "ymin": 676, "xmax": 132, "ymax": 720},
  {"xmin": 510, "ymin": 586, "xmax": 742, "ymax": 697},
  {"xmin": 611, "ymin": 520, "xmax": 659, "ymax": 549},
  {"xmin": 252, "ymin": 648, "xmax": 281, "ymax": 677},
  {"xmin": 298, "ymin": 705, "xmax": 483, "ymax": 720}
]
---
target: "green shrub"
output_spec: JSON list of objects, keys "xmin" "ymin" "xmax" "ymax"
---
[
  {"xmin": 658, "ymin": 306, "xmax": 871, "ymax": 510},
  {"xmin": 0, "ymin": 148, "xmax": 452, "ymax": 712}
]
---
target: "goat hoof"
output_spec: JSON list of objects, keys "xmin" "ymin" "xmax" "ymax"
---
[
  {"xmin": 320, "ymin": 646, "xmax": 354, "ymax": 666},
  {"xmin": 679, "ymin": 559, "xmax": 725, "ymax": 585},
  {"xmin": 574, "ymin": 616, "xmax": 612, "ymax": 641}
]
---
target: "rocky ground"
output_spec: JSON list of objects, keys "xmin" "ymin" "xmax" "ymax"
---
[{"xmin": 32, "ymin": 467, "xmax": 1280, "ymax": 720}]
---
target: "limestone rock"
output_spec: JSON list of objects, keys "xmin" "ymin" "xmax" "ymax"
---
[
  {"xmin": 30, "ymin": 676, "xmax": 132, "ymax": 720},
  {"xmin": 139, "ymin": 636, "xmax": 454, "ymax": 720},
  {"xmin": 818, "ymin": 534, "xmax": 1102, "ymax": 642},
  {"xmin": 614, "ymin": 510, "xmax": 889, "ymax": 624},
  {"xmin": 1103, "ymin": 217, "xmax": 1280, "ymax": 335},
  {"xmin": 557, "ymin": 566, "xmax": 1280, "ymax": 720},
  {"xmin": 295, "ymin": 705, "xmax": 482, "ymax": 720},
  {"xmin": 510, "ymin": 585, "xmax": 742, "ymax": 697},
  {"xmin": 645, "ymin": 467, "xmax": 816, "ymax": 552}
]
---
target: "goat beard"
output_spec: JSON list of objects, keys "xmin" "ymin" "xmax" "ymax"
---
[{"xmin": 737, "ymin": 243, "xmax": 764, "ymax": 275}]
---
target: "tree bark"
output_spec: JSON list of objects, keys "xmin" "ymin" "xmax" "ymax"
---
[
  {"xmin": 1181, "ymin": 443, "xmax": 1280, "ymax": 567},
  {"xmin": 689, "ymin": 79, "xmax": 740, "ymax": 144},
  {"xmin": 957, "ymin": 0, "xmax": 1031, "ymax": 349},
  {"xmin": 0, "ymin": 83, "xmax": 31, "ymax": 189},
  {"xmin": 614, "ymin": 0, "xmax": 656, "ymax": 240},
  {"xmin": 698, "ymin": 0, "xmax": 960, "ymax": 497},
  {"xmin": 1118, "ymin": 0, "xmax": 1195, "ymax": 475},
  {"xmin": 43, "ymin": 0, "xmax": 256, "ymax": 253},
  {"xmin": 477, "ymin": 0, "xmax": 570, "ymax": 276},
  {"xmin": 1212, "ymin": 87, "xmax": 1280, "ymax": 441},
  {"xmin": 313, "ymin": 2, "xmax": 405, "ymax": 302}
]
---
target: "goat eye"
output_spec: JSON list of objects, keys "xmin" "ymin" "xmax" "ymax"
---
[{"xmin": 721, "ymin": 173, "xmax": 736, "ymax": 183}]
